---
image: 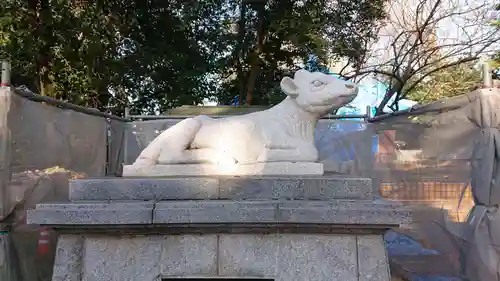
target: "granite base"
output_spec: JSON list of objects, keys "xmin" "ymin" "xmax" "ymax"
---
[
  {"xmin": 53, "ymin": 233, "xmax": 390, "ymax": 281},
  {"xmin": 27, "ymin": 176, "xmax": 408, "ymax": 281}
]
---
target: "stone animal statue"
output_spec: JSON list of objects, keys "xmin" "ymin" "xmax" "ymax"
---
[{"xmin": 132, "ymin": 69, "xmax": 359, "ymax": 167}]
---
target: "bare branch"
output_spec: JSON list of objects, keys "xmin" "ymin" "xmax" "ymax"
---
[
  {"xmin": 354, "ymin": 0, "xmax": 500, "ymax": 114},
  {"xmin": 346, "ymin": 68, "xmax": 405, "ymax": 85},
  {"xmin": 404, "ymin": 56, "xmax": 479, "ymax": 94}
]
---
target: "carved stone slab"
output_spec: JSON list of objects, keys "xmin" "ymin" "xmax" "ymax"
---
[
  {"xmin": 69, "ymin": 176, "xmax": 373, "ymax": 201},
  {"xmin": 26, "ymin": 199, "xmax": 410, "ymax": 227},
  {"xmin": 122, "ymin": 162, "xmax": 323, "ymax": 177}
]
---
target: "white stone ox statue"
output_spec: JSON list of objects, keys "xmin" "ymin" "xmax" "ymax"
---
[{"xmin": 126, "ymin": 69, "xmax": 358, "ymax": 176}]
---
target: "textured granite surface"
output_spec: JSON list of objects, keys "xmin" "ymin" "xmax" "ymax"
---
[
  {"xmin": 51, "ymin": 235, "xmax": 83, "ymax": 281},
  {"xmin": 218, "ymin": 234, "xmax": 358, "ymax": 281},
  {"xmin": 54, "ymin": 233, "xmax": 390, "ymax": 281},
  {"xmin": 26, "ymin": 201, "xmax": 154, "ymax": 225},
  {"xmin": 122, "ymin": 162, "xmax": 324, "ymax": 177},
  {"xmin": 82, "ymin": 235, "xmax": 218, "ymax": 281},
  {"xmin": 69, "ymin": 176, "xmax": 373, "ymax": 201},
  {"xmin": 27, "ymin": 199, "xmax": 410, "ymax": 227},
  {"xmin": 357, "ymin": 235, "xmax": 391, "ymax": 281}
]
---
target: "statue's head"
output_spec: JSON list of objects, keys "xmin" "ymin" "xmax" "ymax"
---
[{"xmin": 280, "ymin": 69, "xmax": 358, "ymax": 115}]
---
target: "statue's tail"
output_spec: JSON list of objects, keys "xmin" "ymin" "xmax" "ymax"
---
[{"xmin": 132, "ymin": 116, "xmax": 205, "ymax": 166}]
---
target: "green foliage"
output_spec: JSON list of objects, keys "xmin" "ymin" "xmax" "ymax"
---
[
  {"xmin": 0, "ymin": 0, "xmax": 388, "ymax": 114},
  {"xmin": 406, "ymin": 62, "xmax": 482, "ymax": 104},
  {"xmin": 489, "ymin": 4, "xmax": 500, "ymax": 76}
]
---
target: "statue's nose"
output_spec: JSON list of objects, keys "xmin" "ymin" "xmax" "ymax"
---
[{"xmin": 345, "ymin": 84, "xmax": 355, "ymax": 89}]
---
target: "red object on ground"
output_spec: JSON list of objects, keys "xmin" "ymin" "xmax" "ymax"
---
[{"xmin": 37, "ymin": 227, "xmax": 50, "ymax": 255}]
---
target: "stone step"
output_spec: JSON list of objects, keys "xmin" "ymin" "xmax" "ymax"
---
[
  {"xmin": 69, "ymin": 176, "xmax": 373, "ymax": 201},
  {"xmin": 27, "ymin": 199, "xmax": 410, "ymax": 229}
]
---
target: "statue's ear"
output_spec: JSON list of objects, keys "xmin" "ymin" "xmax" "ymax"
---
[{"xmin": 280, "ymin": 77, "xmax": 299, "ymax": 98}]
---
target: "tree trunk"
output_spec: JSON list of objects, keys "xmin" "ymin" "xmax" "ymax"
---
[
  {"xmin": 375, "ymin": 84, "xmax": 402, "ymax": 116},
  {"xmin": 27, "ymin": 0, "xmax": 39, "ymax": 91},
  {"xmin": 28, "ymin": 0, "xmax": 53, "ymax": 96},
  {"xmin": 39, "ymin": 0, "xmax": 53, "ymax": 96},
  {"xmin": 245, "ymin": 3, "xmax": 266, "ymax": 105},
  {"xmin": 236, "ymin": 1, "xmax": 247, "ymax": 105}
]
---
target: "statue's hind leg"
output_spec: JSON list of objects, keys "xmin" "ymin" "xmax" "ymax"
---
[{"xmin": 132, "ymin": 116, "xmax": 206, "ymax": 166}]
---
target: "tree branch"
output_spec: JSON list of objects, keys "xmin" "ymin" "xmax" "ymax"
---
[{"xmin": 404, "ymin": 56, "xmax": 479, "ymax": 94}]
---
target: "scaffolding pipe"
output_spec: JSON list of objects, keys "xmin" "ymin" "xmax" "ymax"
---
[{"xmin": 483, "ymin": 63, "xmax": 493, "ymax": 88}]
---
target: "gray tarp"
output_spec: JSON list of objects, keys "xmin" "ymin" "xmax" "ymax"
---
[
  {"xmin": 0, "ymin": 88, "xmax": 108, "ymax": 281},
  {"xmin": 0, "ymin": 88, "xmax": 108, "ymax": 220},
  {"xmin": 463, "ymin": 89, "xmax": 500, "ymax": 281}
]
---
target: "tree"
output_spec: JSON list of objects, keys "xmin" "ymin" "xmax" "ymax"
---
[
  {"xmin": 1, "ymin": 0, "xmax": 132, "ymax": 109},
  {"xmin": 1, "ymin": 0, "xmax": 228, "ymax": 114},
  {"xmin": 116, "ymin": 0, "xmax": 230, "ymax": 114},
  {"xmin": 488, "ymin": 4, "xmax": 500, "ymax": 79},
  {"xmin": 1, "ymin": 0, "xmax": 389, "ymax": 113},
  {"xmin": 406, "ymin": 61, "xmax": 482, "ymax": 103},
  {"xmin": 344, "ymin": 0, "xmax": 500, "ymax": 115},
  {"xmin": 216, "ymin": 0, "xmax": 388, "ymax": 105}
]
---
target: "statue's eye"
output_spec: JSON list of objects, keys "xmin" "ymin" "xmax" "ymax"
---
[{"xmin": 312, "ymin": 80, "xmax": 324, "ymax": 87}]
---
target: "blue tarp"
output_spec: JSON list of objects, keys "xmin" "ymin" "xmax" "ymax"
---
[
  {"xmin": 385, "ymin": 230, "xmax": 439, "ymax": 256},
  {"xmin": 384, "ymin": 230, "xmax": 463, "ymax": 281}
]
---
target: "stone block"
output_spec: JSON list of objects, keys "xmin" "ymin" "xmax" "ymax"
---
[
  {"xmin": 122, "ymin": 162, "xmax": 323, "ymax": 177},
  {"xmin": 218, "ymin": 177, "xmax": 372, "ymax": 200},
  {"xmin": 218, "ymin": 234, "xmax": 279, "ymax": 277},
  {"xmin": 277, "ymin": 234, "xmax": 357, "ymax": 281},
  {"xmin": 70, "ymin": 177, "xmax": 219, "ymax": 201},
  {"xmin": 82, "ymin": 235, "xmax": 218, "ymax": 281},
  {"xmin": 83, "ymin": 236, "xmax": 163, "ymax": 281},
  {"xmin": 52, "ymin": 235, "xmax": 83, "ymax": 281},
  {"xmin": 26, "ymin": 201, "xmax": 154, "ymax": 225},
  {"xmin": 69, "ymin": 176, "xmax": 372, "ymax": 201},
  {"xmin": 27, "ymin": 200, "xmax": 410, "ymax": 229},
  {"xmin": 357, "ymin": 235, "xmax": 391, "ymax": 281},
  {"xmin": 160, "ymin": 235, "xmax": 218, "ymax": 276},
  {"xmin": 153, "ymin": 200, "xmax": 410, "ymax": 226},
  {"xmin": 277, "ymin": 200, "xmax": 411, "ymax": 225},
  {"xmin": 154, "ymin": 201, "xmax": 276, "ymax": 224},
  {"xmin": 218, "ymin": 234, "xmax": 358, "ymax": 281}
]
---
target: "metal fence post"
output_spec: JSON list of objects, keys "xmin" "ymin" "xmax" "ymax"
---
[
  {"xmin": 483, "ymin": 63, "xmax": 492, "ymax": 88},
  {"xmin": 123, "ymin": 107, "xmax": 130, "ymax": 167},
  {"xmin": 1, "ymin": 61, "xmax": 11, "ymax": 87}
]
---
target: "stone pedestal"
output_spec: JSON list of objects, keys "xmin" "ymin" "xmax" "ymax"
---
[
  {"xmin": 122, "ymin": 162, "xmax": 324, "ymax": 177},
  {"xmin": 27, "ymin": 176, "xmax": 410, "ymax": 281}
]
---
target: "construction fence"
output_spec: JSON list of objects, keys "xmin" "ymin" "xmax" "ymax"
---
[{"xmin": 0, "ymin": 86, "xmax": 498, "ymax": 281}]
